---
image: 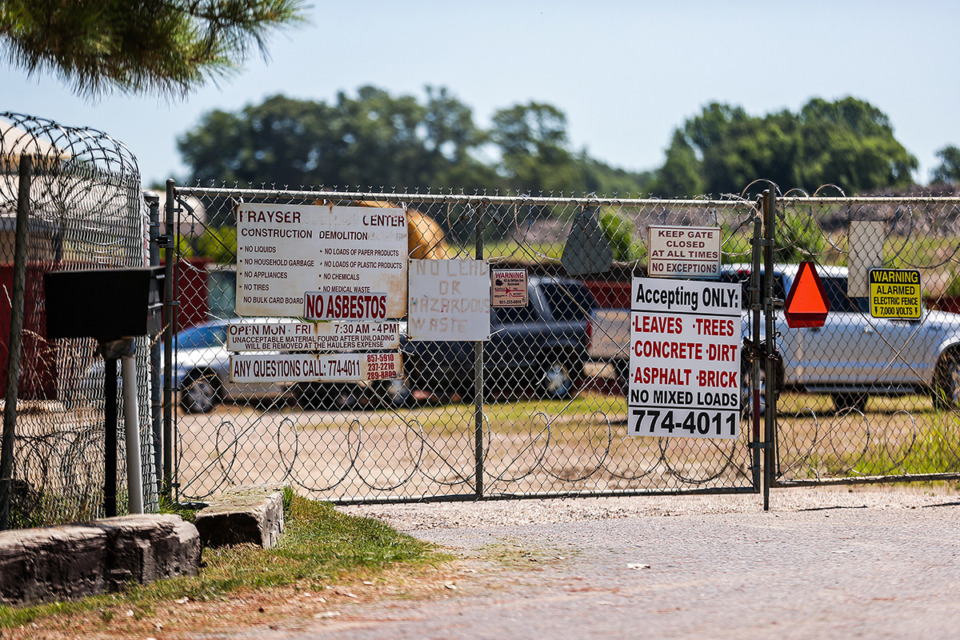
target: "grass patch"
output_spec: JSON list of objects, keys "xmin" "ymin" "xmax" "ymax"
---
[
  {"xmin": 779, "ymin": 408, "xmax": 960, "ymax": 480},
  {"xmin": 292, "ymin": 394, "xmax": 627, "ymax": 436},
  {"xmin": 393, "ymin": 395, "xmax": 627, "ymax": 435},
  {"xmin": 0, "ymin": 493, "xmax": 447, "ymax": 629}
]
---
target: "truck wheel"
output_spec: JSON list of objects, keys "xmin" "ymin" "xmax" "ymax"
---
[
  {"xmin": 180, "ymin": 371, "xmax": 220, "ymax": 414},
  {"xmin": 933, "ymin": 350, "xmax": 960, "ymax": 411},
  {"xmin": 540, "ymin": 355, "xmax": 582, "ymax": 400},
  {"xmin": 832, "ymin": 393, "xmax": 868, "ymax": 413}
]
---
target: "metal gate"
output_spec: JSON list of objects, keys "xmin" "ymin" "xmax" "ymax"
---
[
  {"xmin": 162, "ymin": 184, "xmax": 960, "ymax": 505},
  {"xmin": 164, "ymin": 185, "xmax": 764, "ymax": 503},
  {"xmin": 759, "ymin": 190, "xmax": 960, "ymax": 492}
]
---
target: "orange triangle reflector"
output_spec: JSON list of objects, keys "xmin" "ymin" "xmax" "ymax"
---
[{"xmin": 784, "ymin": 262, "xmax": 830, "ymax": 328}]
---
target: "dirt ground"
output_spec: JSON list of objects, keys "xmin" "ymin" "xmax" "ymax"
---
[{"xmin": 4, "ymin": 484, "xmax": 959, "ymax": 640}]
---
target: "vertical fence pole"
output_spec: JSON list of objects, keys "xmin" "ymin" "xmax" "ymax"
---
[
  {"xmin": 762, "ymin": 188, "xmax": 778, "ymax": 511},
  {"xmin": 0, "ymin": 156, "xmax": 32, "ymax": 530},
  {"xmin": 162, "ymin": 180, "xmax": 176, "ymax": 501},
  {"xmin": 120, "ymin": 351, "xmax": 143, "ymax": 514},
  {"xmin": 749, "ymin": 195, "xmax": 764, "ymax": 493},
  {"xmin": 146, "ymin": 193, "xmax": 163, "ymax": 496},
  {"xmin": 103, "ymin": 356, "xmax": 119, "ymax": 517},
  {"xmin": 474, "ymin": 202, "xmax": 485, "ymax": 498}
]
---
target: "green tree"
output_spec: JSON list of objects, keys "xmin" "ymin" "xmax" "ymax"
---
[
  {"xmin": 599, "ymin": 208, "xmax": 642, "ymax": 261},
  {"xmin": 930, "ymin": 145, "xmax": 960, "ymax": 184},
  {"xmin": 178, "ymin": 86, "xmax": 496, "ymax": 190},
  {"xmin": 577, "ymin": 153, "xmax": 653, "ymax": 198},
  {"xmin": 489, "ymin": 102, "xmax": 581, "ymax": 193},
  {"xmin": 179, "ymin": 95, "xmax": 332, "ymax": 186},
  {"xmin": 651, "ymin": 97, "xmax": 917, "ymax": 197},
  {"xmin": 649, "ymin": 130, "xmax": 706, "ymax": 197},
  {"xmin": 195, "ymin": 227, "xmax": 237, "ymax": 263},
  {"xmin": 795, "ymin": 97, "xmax": 916, "ymax": 192},
  {"xmin": 0, "ymin": 0, "xmax": 305, "ymax": 98}
]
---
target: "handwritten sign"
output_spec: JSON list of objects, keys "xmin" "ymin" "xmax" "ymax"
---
[{"xmin": 408, "ymin": 260, "xmax": 490, "ymax": 341}]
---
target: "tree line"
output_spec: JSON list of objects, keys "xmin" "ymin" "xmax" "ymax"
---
[{"xmin": 177, "ymin": 86, "xmax": 960, "ymax": 198}]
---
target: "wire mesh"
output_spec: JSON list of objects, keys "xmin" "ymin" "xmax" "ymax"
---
[
  {"xmin": 171, "ymin": 187, "xmax": 762, "ymax": 502},
  {"xmin": 0, "ymin": 113, "xmax": 158, "ymax": 527},
  {"xmin": 170, "ymin": 185, "xmax": 960, "ymax": 502},
  {"xmin": 767, "ymin": 191, "xmax": 960, "ymax": 485}
]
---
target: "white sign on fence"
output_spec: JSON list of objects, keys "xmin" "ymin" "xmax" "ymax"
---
[
  {"xmin": 236, "ymin": 203, "xmax": 408, "ymax": 318},
  {"xmin": 647, "ymin": 226, "xmax": 721, "ymax": 279},
  {"xmin": 230, "ymin": 352, "xmax": 402, "ymax": 383},
  {"xmin": 408, "ymin": 260, "xmax": 490, "ymax": 341},
  {"xmin": 628, "ymin": 277, "xmax": 741, "ymax": 439},
  {"xmin": 226, "ymin": 321, "xmax": 400, "ymax": 352}
]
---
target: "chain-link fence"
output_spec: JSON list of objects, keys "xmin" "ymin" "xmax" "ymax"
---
[
  {"xmin": 2, "ymin": 117, "xmax": 954, "ymax": 524},
  {"xmin": 766, "ymin": 191, "xmax": 960, "ymax": 486},
  {"xmin": 0, "ymin": 113, "xmax": 158, "ymax": 528},
  {"xmin": 168, "ymin": 184, "xmax": 960, "ymax": 504},
  {"xmin": 170, "ymin": 186, "xmax": 763, "ymax": 502}
]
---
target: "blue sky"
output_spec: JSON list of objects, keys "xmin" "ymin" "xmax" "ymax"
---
[{"xmin": 3, "ymin": 0, "xmax": 958, "ymax": 189}]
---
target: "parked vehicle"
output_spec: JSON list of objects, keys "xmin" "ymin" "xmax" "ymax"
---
[
  {"xmin": 588, "ymin": 265, "xmax": 960, "ymax": 411},
  {"xmin": 164, "ymin": 277, "xmax": 595, "ymax": 412},
  {"xmin": 397, "ymin": 275, "xmax": 596, "ymax": 402},
  {"xmin": 173, "ymin": 318, "xmax": 293, "ymax": 413}
]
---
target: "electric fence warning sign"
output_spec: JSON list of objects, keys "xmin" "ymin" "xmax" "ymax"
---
[{"xmin": 869, "ymin": 269, "xmax": 921, "ymax": 319}]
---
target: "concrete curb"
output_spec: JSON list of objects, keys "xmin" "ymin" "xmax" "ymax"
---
[
  {"xmin": 194, "ymin": 484, "xmax": 285, "ymax": 549},
  {"xmin": 0, "ymin": 514, "xmax": 200, "ymax": 606}
]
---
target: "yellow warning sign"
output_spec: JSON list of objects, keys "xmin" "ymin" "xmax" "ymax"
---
[{"xmin": 869, "ymin": 269, "xmax": 921, "ymax": 319}]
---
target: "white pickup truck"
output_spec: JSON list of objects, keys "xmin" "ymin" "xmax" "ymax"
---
[{"xmin": 588, "ymin": 266, "xmax": 960, "ymax": 411}]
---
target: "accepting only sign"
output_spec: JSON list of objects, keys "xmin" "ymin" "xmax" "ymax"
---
[
  {"xmin": 628, "ymin": 278, "xmax": 741, "ymax": 439},
  {"xmin": 236, "ymin": 204, "xmax": 408, "ymax": 318}
]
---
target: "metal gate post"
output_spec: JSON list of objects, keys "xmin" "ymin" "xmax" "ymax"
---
[
  {"xmin": 162, "ymin": 180, "xmax": 176, "ymax": 502},
  {"xmin": 762, "ymin": 188, "xmax": 778, "ymax": 511},
  {"xmin": 146, "ymin": 192, "xmax": 164, "ymax": 495},
  {"xmin": 749, "ymin": 195, "xmax": 764, "ymax": 493},
  {"xmin": 0, "ymin": 156, "xmax": 32, "ymax": 530},
  {"xmin": 473, "ymin": 201, "xmax": 485, "ymax": 498}
]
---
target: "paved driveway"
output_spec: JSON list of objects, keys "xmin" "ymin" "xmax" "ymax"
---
[{"xmin": 252, "ymin": 489, "xmax": 960, "ymax": 639}]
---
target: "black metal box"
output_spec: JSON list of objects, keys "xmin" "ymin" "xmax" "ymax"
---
[{"xmin": 44, "ymin": 267, "xmax": 164, "ymax": 339}]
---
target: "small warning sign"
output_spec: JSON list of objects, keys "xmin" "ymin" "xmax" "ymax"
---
[
  {"xmin": 492, "ymin": 269, "xmax": 528, "ymax": 307},
  {"xmin": 869, "ymin": 269, "xmax": 921, "ymax": 319},
  {"xmin": 784, "ymin": 262, "xmax": 830, "ymax": 328}
]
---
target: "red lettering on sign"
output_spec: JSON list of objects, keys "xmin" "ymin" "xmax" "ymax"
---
[{"xmin": 632, "ymin": 315, "xmax": 682, "ymax": 334}]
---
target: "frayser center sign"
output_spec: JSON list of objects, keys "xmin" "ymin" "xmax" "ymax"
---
[
  {"xmin": 231, "ymin": 202, "xmax": 408, "ymax": 385},
  {"xmin": 236, "ymin": 203, "xmax": 408, "ymax": 318}
]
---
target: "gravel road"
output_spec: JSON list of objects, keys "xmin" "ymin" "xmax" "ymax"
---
[{"xmin": 242, "ymin": 487, "xmax": 960, "ymax": 639}]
